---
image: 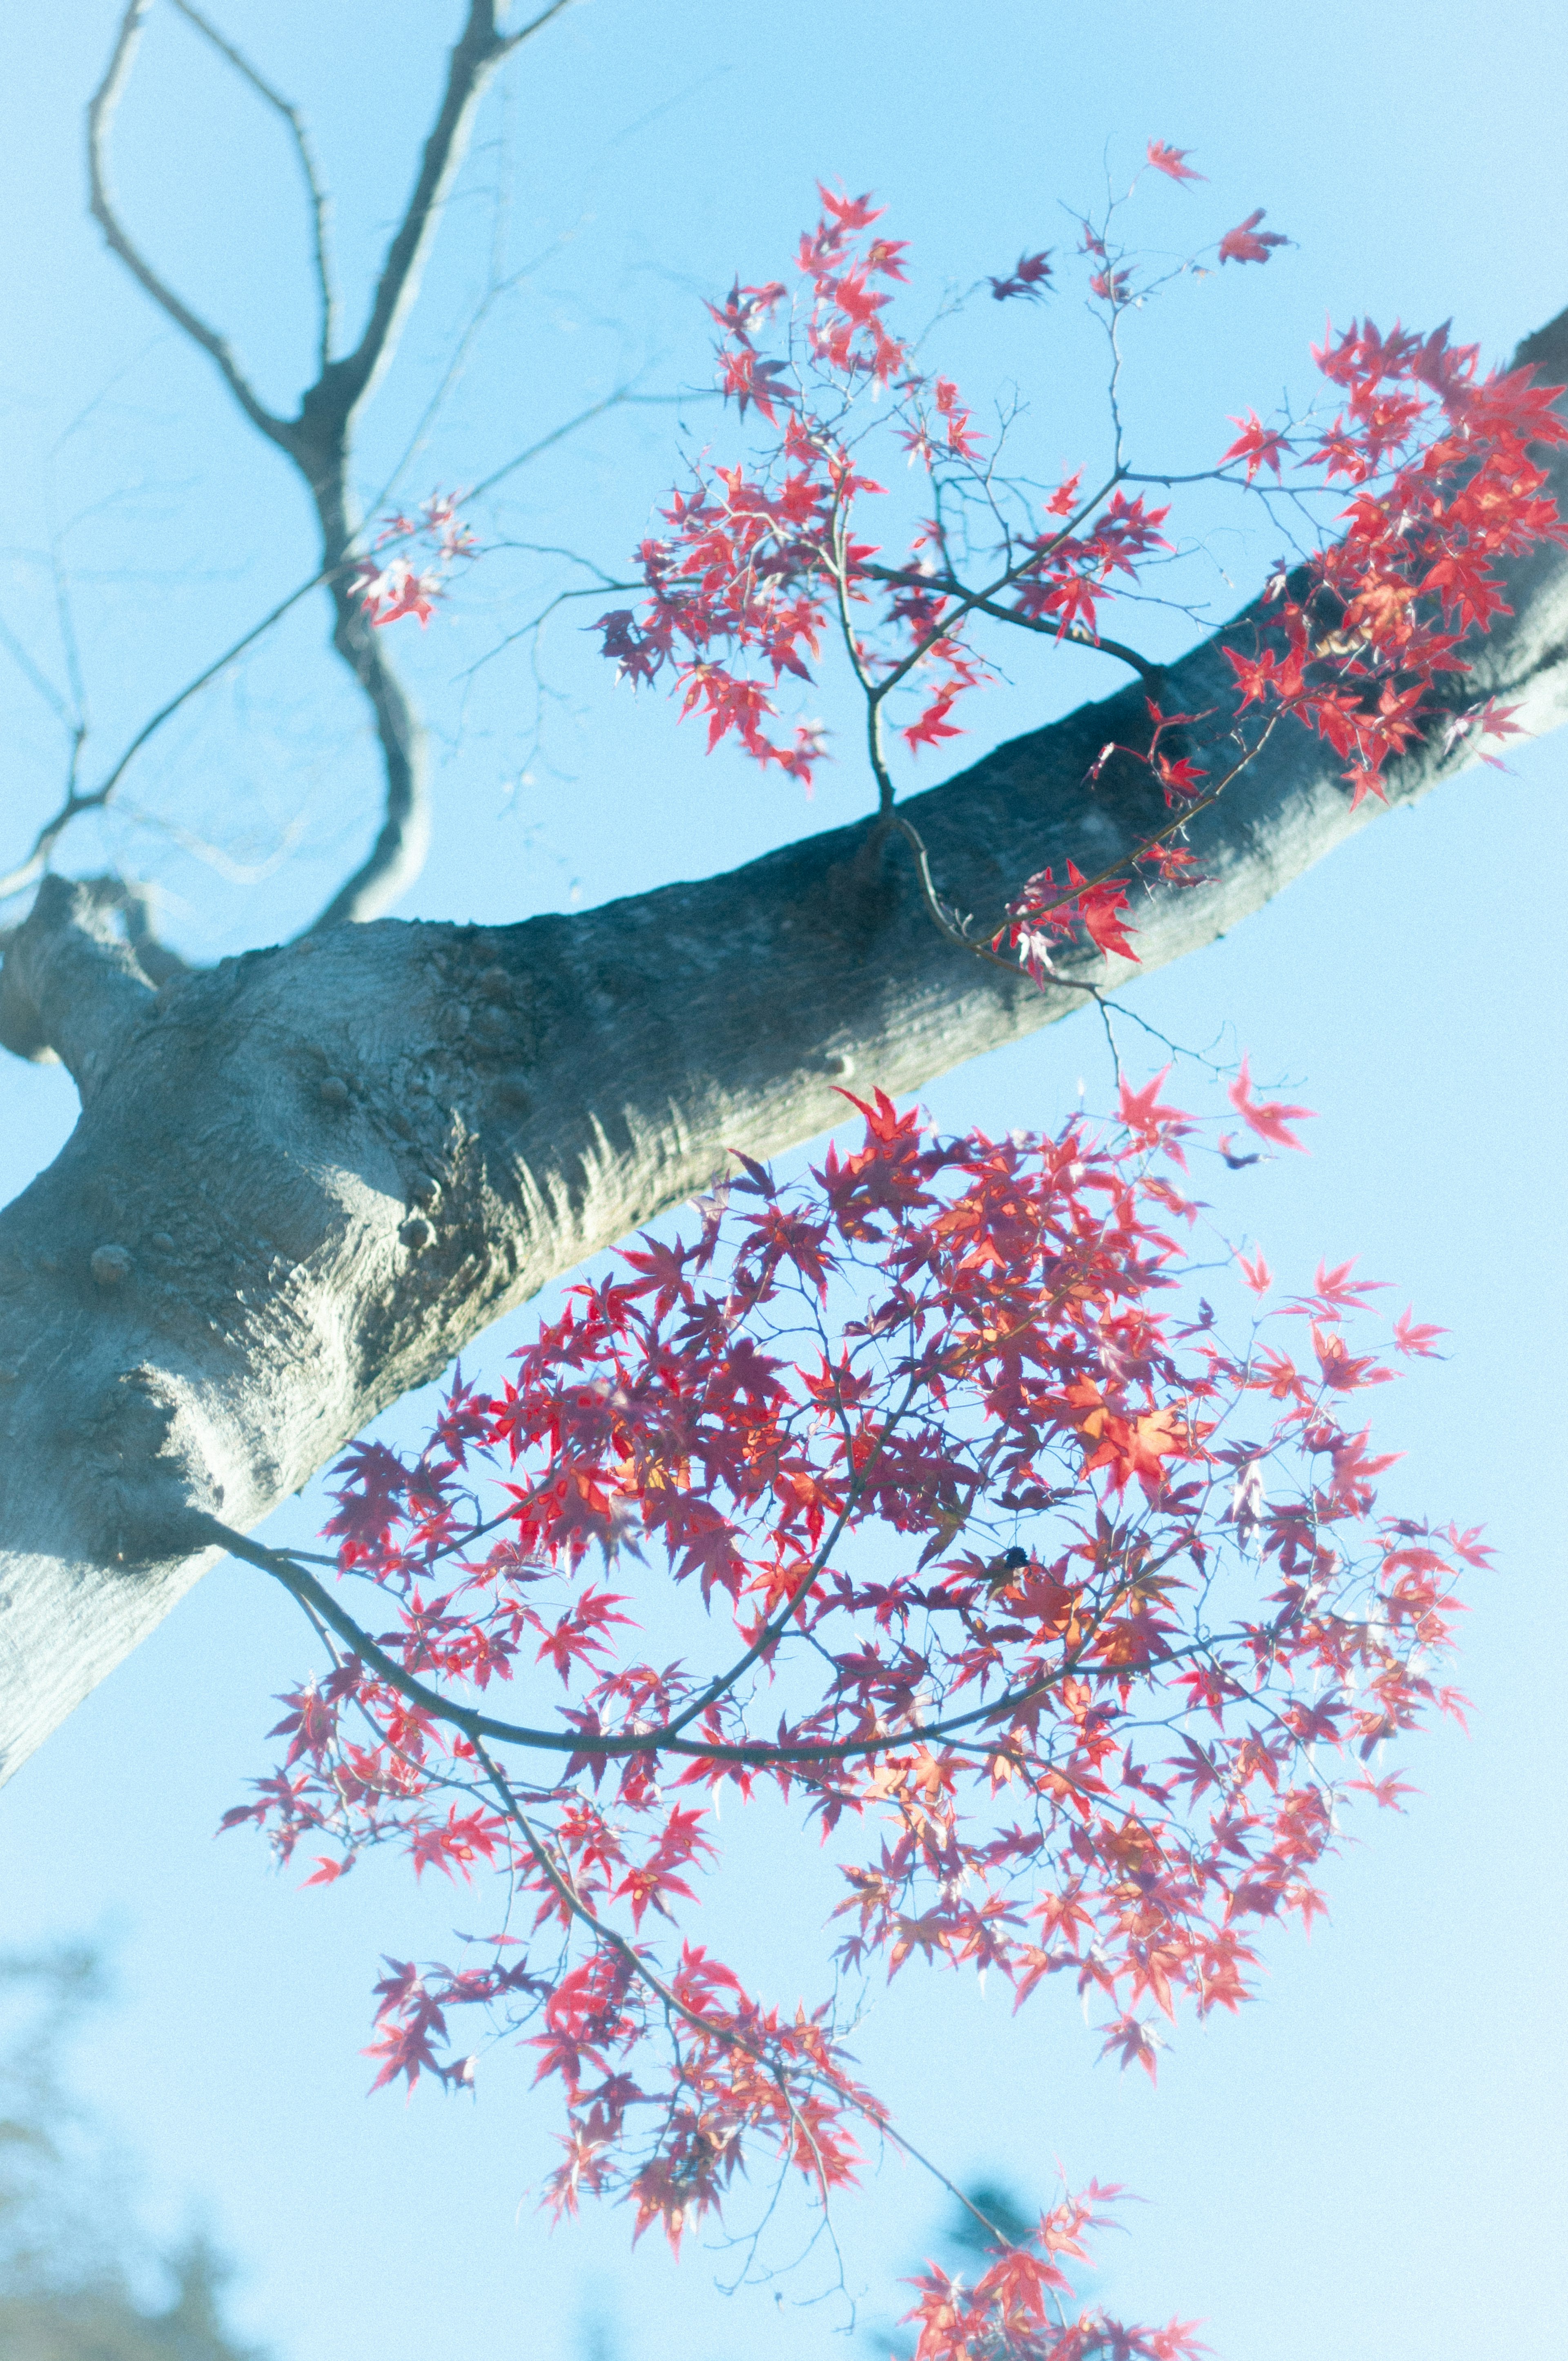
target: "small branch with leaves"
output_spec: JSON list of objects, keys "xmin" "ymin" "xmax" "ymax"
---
[{"xmin": 212, "ymin": 1079, "xmax": 1474, "ymax": 2354}]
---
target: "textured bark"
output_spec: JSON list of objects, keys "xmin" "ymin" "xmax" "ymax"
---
[{"xmin": 1, "ymin": 307, "xmax": 1564, "ymax": 1787}]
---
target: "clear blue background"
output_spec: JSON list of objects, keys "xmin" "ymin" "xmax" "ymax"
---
[{"xmin": 1, "ymin": 4, "xmax": 1564, "ymax": 2356}]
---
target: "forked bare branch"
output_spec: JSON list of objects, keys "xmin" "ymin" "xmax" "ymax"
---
[
  {"xmin": 305, "ymin": 0, "xmax": 579, "ymax": 436},
  {"xmin": 0, "ymin": 566, "xmax": 332, "ymax": 907},
  {"xmin": 166, "ymin": 0, "xmax": 337, "ymax": 370},
  {"xmin": 87, "ymin": 0, "xmax": 289, "ymax": 451},
  {"xmin": 79, "ymin": 0, "xmax": 581, "ymax": 929},
  {"xmin": 0, "ymin": 387, "xmax": 661, "ymax": 913}
]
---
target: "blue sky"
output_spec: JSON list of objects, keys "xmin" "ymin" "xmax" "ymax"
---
[{"xmin": 2, "ymin": 4, "xmax": 1566, "ymax": 2357}]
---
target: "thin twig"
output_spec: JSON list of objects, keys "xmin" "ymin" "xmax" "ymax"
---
[
  {"xmin": 0, "ymin": 568, "xmax": 336, "ymax": 904},
  {"xmin": 862, "ymin": 559, "xmax": 1163, "ymax": 685},
  {"xmin": 87, "ymin": 1, "xmax": 289, "ymax": 450},
  {"xmin": 165, "ymin": 0, "xmax": 336, "ymax": 368}
]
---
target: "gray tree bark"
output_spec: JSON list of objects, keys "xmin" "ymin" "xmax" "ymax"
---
[{"xmin": 0, "ymin": 307, "xmax": 1563, "ymax": 1788}]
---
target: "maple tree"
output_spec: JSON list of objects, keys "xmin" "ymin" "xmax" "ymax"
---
[
  {"xmin": 192, "ymin": 160, "xmax": 1561, "ymax": 2356},
  {"xmin": 2, "ymin": 9, "xmax": 1566, "ymax": 2354}
]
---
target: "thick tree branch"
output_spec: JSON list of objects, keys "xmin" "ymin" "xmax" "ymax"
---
[
  {"xmin": 0, "ymin": 877, "xmax": 156, "ymax": 1090},
  {"xmin": 0, "ymin": 302, "xmax": 1563, "ymax": 1790}
]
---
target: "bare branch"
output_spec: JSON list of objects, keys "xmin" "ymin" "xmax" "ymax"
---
[
  {"xmin": 470, "ymin": 385, "xmax": 690, "ymax": 504},
  {"xmin": 165, "ymin": 0, "xmax": 336, "ymax": 370},
  {"xmin": 862, "ymin": 559, "xmax": 1166, "ymax": 686},
  {"xmin": 0, "ymin": 566, "xmax": 332, "ymax": 907},
  {"xmin": 0, "ymin": 615, "xmax": 76, "ymax": 732},
  {"xmin": 496, "ymin": 0, "xmax": 584, "ymax": 55},
  {"xmin": 79, "ymin": 2, "xmax": 582, "ymax": 933},
  {"xmin": 305, "ymin": 596, "xmax": 429, "ymax": 929},
  {"xmin": 310, "ymin": 0, "xmax": 572, "ymax": 432},
  {"xmin": 86, "ymin": 1, "xmax": 289, "ymax": 450},
  {"xmin": 116, "ymin": 799, "xmax": 311, "ymax": 888},
  {"xmin": 0, "ymin": 391, "xmax": 663, "ymax": 909}
]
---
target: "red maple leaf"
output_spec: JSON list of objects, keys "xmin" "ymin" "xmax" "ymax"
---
[
  {"xmin": 1147, "ymin": 140, "xmax": 1205, "ymax": 185},
  {"xmin": 988, "ymin": 250, "xmax": 1053, "ymax": 303},
  {"xmin": 1117, "ymin": 1066, "xmax": 1186, "ymax": 1144},
  {"xmin": 1393, "ymin": 1307, "xmax": 1446, "ymax": 1358},
  {"xmin": 1069, "ymin": 865, "xmax": 1138, "ymax": 960},
  {"xmin": 902, "ymin": 688, "xmax": 964, "ymax": 753},
  {"xmin": 1218, "ymin": 208, "xmax": 1289, "ymax": 265},
  {"xmin": 1227, "ymin": 1057, "xmax": 1313, "ymax": 1150},
  {"xmin": 1221, "ymin": 411, "xmax": 1292, "ymax": 482},
  {"xmin": 1237, "ymin": 1248, "xmax": 1272, "ymax": 1296},
  {"xmin": 817, "ymin": 183, "xmax": 883, "ymax": 233},
  {"xmin": 1098, "ymin": 2013, "xmax": 1164, "ymax": 2080}
]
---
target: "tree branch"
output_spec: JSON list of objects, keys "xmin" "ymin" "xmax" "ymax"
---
[
  {"xmin": 0, "ymin": 386, "xmax": 655, "ymax": 909},
  {"xmin": 1, "ymin": 301, "xmax": 1562, "ymax": 1789},
  {"xmin": 306, "ymin": 589, "xmax": 430, "ymax": 929},
  {"xmin": 81, "ymin": 2, "xmax": 577, "ymax": 931},
  {"xmin": 0, "ymin": 568, "xmax": 336, "ymax": 908},
  {"xmin": 302, "ymin": 0, "xmax": 565, "ymax": 436},
  {"xmin": 165, "ymin": 0, "xmax": 336, "ymax": 371},
  {"xmin": 861, "ymin": 559, "xmax": 1166, "ymax": 686},
  {"xmin": 207, "ymin": 1517, "xmax": 1207, "ymax": 1777},
  {"xmin": 0, "ymin": 876, "xmax": 156, "ymax": 1090},
  {"xmin": 87, "ymin": 1, "xmax": 290, "ymax": 452}
]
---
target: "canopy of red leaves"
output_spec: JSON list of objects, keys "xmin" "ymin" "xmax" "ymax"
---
[
  {"xmin": 227, "ymin": 1085, "xmax": 1479, "ymax": 2358},
  {"xmin": 321, "ymin": 147, "xmax": 1565, "ymax": 2357}
]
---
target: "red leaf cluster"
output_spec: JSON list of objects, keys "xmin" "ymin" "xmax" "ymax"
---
[
  {"xmin": 906, "ymin": 2179, "xmax": 1206, "ymax": 2360},
  {"xmin": 352, "ymin": 490, "xmax": 476, "ymax": 628},
  {"xmin": 227, "ymin": 1088, "xmax": 1480, "ymax": 2354},
  {"xmin": 584, "ymin": 177, "xmax": 1561, "ymax": 1008},
  {"xmin": 591, "ymin": 183, "xmax": 1179, "ymax": 786},
  {"xmin": 305, "ymin": 154, "xmax": 1560, "ymax": 2354},
  {"xmin": 1222, "ymin": 319, "xmax": 1568, "ymax": 808}
]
